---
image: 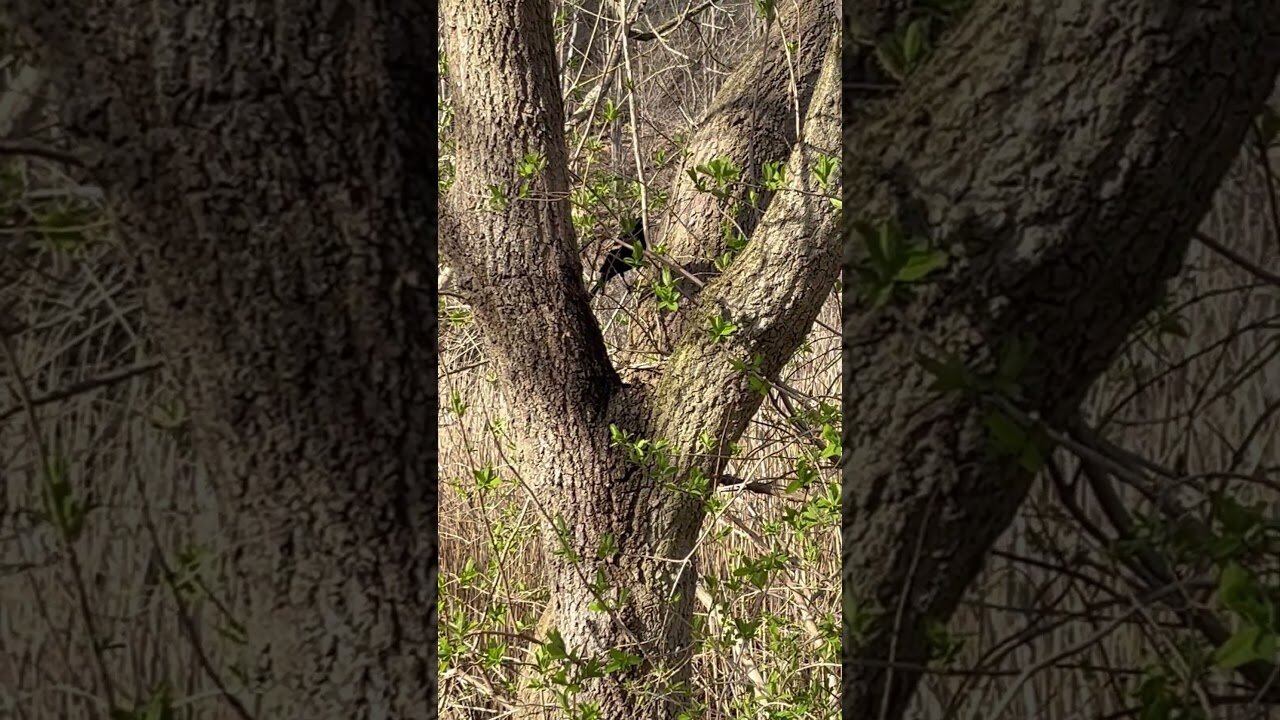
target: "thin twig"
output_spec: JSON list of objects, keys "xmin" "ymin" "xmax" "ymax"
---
[
  {"xmin": 630, "ymin": 0, "xmax": 717, "ymax": 41},
  {"xmin": 0, "ymin": 141, "xmax": 85, "ymax": 167},
  {"xmin": 139, "ymin": 504, "xmax": 258, "ymax": 720},
  {"xmin": 1193, "ymin": 230, "xmax": 1280, "ymax": 287},
  {"xmin": 0, "ymin": 359, "xmax": 164, "ymax": 423}
]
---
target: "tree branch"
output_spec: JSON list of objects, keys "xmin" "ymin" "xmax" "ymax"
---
[
  {"xmin": 0, "ymin": 140, "xmax": 84, "ymax": 167},
  {"xmin": 841, "ymin": 2, "xmax": 1280, "ymax": 717}
]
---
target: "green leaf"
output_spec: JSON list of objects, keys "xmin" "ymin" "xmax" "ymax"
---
[
  {"xmin": 874, "ymin": 38, "xmax": 906, "ymax": 80},
  {"xmin": 902, "ymin": 20, "xmax": 928, "ymax": 65},
  {"xmin": 1217, "ymin": 561, "xmax": 1275, "ymax": 628},
  {"xmin": 733, "ymin": 617, "xmax": 763, "ymax": 640},
  {"xmin": 1017, "ymin": 440, "xmax": 1045, "ymax": 473},
  {"xmin": 819, "ymin": 423, "xmax": 841, "ymax": 460},
  {"xmin": 1212, "ymin": 493, "xmax": 1263, "ymax": 537},
  {"xmin": 878, "ymin": 220, "xmax": 906, "ymax": 268},
  {"xmin": 896, "ymin": 249, "xmax": 948, "ymax": 281},
  {"xmin": 996, "ymin": 335, "xmax": 1036, "ymax": 385},
  {"xmin": 604, "ymin": 648, "xmax": 643, "ymax": 673},
  {"xmin": 869, "ymin": 283, "xmax": 895, "ymax": 309},
  {"xmin": 917, "ymin": 352, "xmax": 972, "ymax": 393},
  {"xmin": 1219, "ymin": 562, "xmax": 1253, "ymax": 609},
  {"xmin": 1214, "ymin": 626, "xmax": 1275, "ymax": 669},
  {"xmin": 1259, "ymin": 104, "xmax": 1280, "ymax": 146},
  {"xmin": 983, "ymin": 410, "xmax": 1027, "ymax": 454},
  {"xmin": 543, "ymin": 629, "xmax": 571, "ymax": 660}
]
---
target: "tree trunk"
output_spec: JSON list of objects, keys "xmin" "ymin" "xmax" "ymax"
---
[
  {"xmin": 4, "ymin": 2, "xmax": 439, "ymax": 717},
  {"xmin": 840, "ymin": 2, "xmax": 1280, "ymax": 718},
  {"xmin": 628, "ymin": 0, "xmax": 838, "ymax": 356},
  {"xmin": 441, "ymin": 2, "xmax": 840, "ymax": 716},
  {"xmin": 658, "ymin": 0, "xmax": 836, "ymax": 283}
]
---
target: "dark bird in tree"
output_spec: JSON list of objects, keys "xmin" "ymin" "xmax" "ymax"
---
[{"xmin": 588, "ymin": 218, "xmax": 645, "ymax": 299}]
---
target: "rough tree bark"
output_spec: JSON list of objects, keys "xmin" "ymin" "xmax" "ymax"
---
[
  {"xmin": 841, "ymin": 2, "xmax": 1280, "ymax": 718},
  {"xmin": 629, "ymin": 0, "xmax": 837, "ymax": 356},
  {"xmin": 3, "ymin": 2, "xmax": 439, "ymax": 718},
  {"xmin": 658, "ymin": 0, "xmax": 836, "ymax": 283},
  {"xmin": 441, "ymin": 1, "xmax": 838, "ymax": 717}
]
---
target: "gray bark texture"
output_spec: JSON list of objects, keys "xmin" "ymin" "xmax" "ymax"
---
[
  {"xmin": 630, "ymin": 0, "xmax": 838, "ymax": 356},
  {"xmin": 3, "ymin": 1, "xmax": 439, "ymax": 718},
  {"xmin": 441, "ymin": 1, "xmax": 839, "ymax": 717},
  {"xmin": 841, "ymin": 2, "xmax": 1280, "ymax": 718},
  {"xmin": 659, "ymin": 0, "xmax": 837, "ymax": 282}
]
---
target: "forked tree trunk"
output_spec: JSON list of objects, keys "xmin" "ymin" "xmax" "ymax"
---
[
  {"xmin": 441, "ymin": 2, "xmax": 840, "ymax": 717},
  {"xmin": 4, "ymin": 2, "xmax": 439, "ymax": 717},
  {"xmin": 840, "ymin": 2, "xmax": 1280, "ymax": 718}
]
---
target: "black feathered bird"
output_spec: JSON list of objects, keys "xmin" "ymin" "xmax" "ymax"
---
[{"xmin": 588, "ymin": 218, "xmax": 645, "ymax": 299}]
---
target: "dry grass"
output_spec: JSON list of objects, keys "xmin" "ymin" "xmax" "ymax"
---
[
  {"xmin": 437, "ymin": 288, "xmax": 842, "ymax": 719},
  {"xmin": 1, "ymin": 159, "xmax": 237, "ymax": 719}
]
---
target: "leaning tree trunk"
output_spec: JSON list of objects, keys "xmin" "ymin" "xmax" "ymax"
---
[
  {"xmin": 4, "ymin": 2, "xmax": 439, "ymax": 717},
  {"xmin": 441, "ymin": 2, "xmax": 840, "ymax": 717},
  {"xmin": 627, "ymin": 0, "xmax": 837, "ymax": 358},
  {"xmin": 840, "ymin": 2, "xmax": 1280, "ymax": 718},
  {"xmin": 657, "ymin": 0, "xmax": 835, "ymax": 284}
]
